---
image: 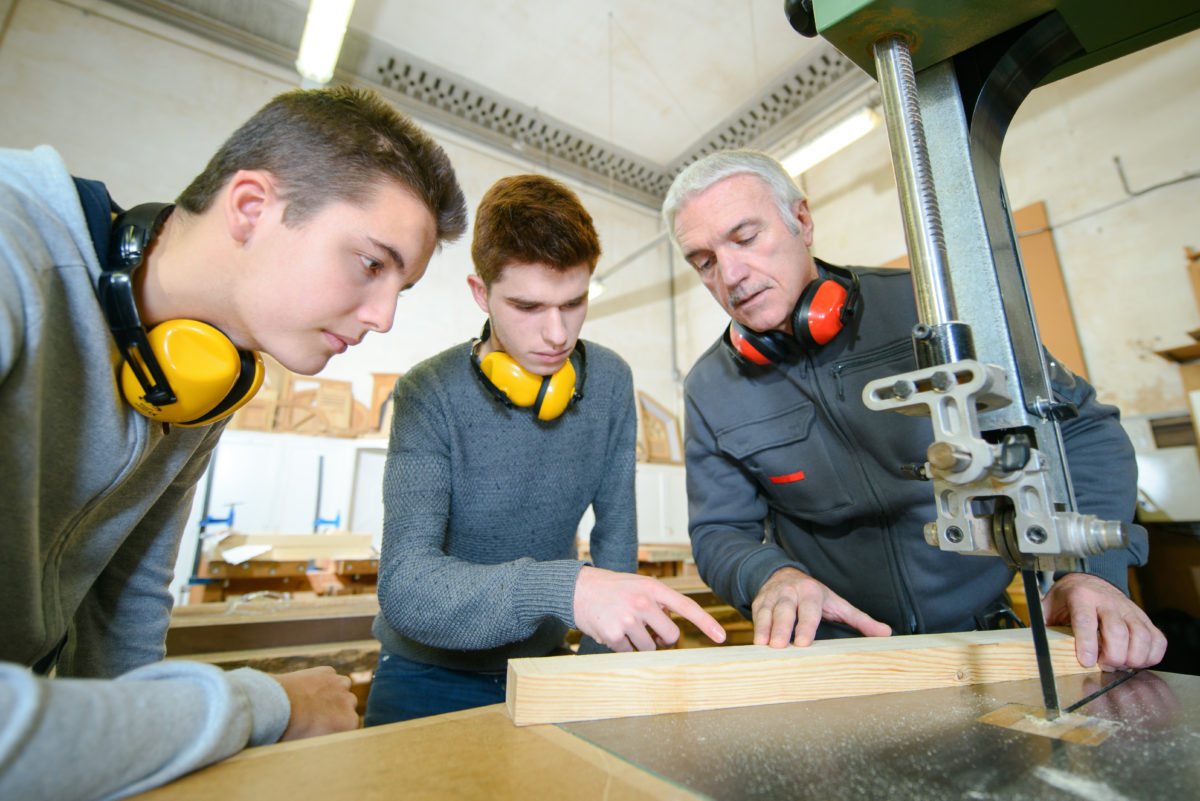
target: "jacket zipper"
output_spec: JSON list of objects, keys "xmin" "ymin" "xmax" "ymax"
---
[
  {"xmin": 830, "ymin": 339, "xmax": 913, "ymax": 401},
  {"xmin": 810, "ymin": 346, "xmax": 923, "ymax": 634},
  {"xmin": 42, "ymin": 413, "xmax": 152, "ymax": 659}
]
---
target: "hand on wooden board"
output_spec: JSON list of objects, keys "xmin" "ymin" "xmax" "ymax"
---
[
  {"xmin": 751, "ymin": 566, "xmax": 892, "ymax": 648},
  {"xmin": 272, "ymin": 666, "xmax": 360, "ymax": 741},
  {"xmin": 573, "ymin": 566, "xmax": 727, "ymax": 651},
  {"xmin": 1042, "ymin": 572, "xmax": 1167, "ymax": 670}
]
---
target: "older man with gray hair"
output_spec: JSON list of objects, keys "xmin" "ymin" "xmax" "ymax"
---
[{"xmin": 663, "ymin": 148, "xmax": 1164, "ymax": 671}]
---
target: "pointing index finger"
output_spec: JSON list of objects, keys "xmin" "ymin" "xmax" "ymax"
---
[{"xmin": 655, "ymin": 585, "xmax": 727, "ymax": 643}]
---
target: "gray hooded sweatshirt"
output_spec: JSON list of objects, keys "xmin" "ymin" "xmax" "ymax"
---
[{"xmin": 0, "ymin": 146, "xmax": 289, "ymax": 801}]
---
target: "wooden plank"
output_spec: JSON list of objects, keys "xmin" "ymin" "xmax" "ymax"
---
[
  {"xmin": 1155, "ymin": 341, "xmax": 1200, "ymax": 363},
  {"xmin": 506, "ymin": 628, "xmax": 1096, "ymax": 726},
  {"xmin": 210, "ymin": 533, "xmax": 378, "ymax": 562},
  {"xmin": 171, "ymin": 594, "xmax": 379, "ymax": 621},
  {"xmin": 657, "ymin": 574, "xmax": 711, "ymax": 596},
  {"xmin": 202, "ymin": 560, "xmax": 309, "ymax": 579},
  {"xmin": 175, "ymin": 639, "xmax": 381, "ymax": 675},
  {"xmin": 1010, "ymin": 201, "xmax": 1089, "ymax": 380},
  {"xmin": 166, "ymin": 613, "xmax": 377, "ymax": 655},
  {"xmin": 167, "ymin": 595, "xmax": 379, "ymax": 655}
]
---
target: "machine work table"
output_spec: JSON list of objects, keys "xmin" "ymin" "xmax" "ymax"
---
[{"xmin": 129, "ymin": 668, "xmax": 1197, "ymax": 801}]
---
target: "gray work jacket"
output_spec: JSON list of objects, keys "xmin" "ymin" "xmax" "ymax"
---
[{"xmin": 683, "ymin": 263, "xmax": 1146, "ymax": 635}]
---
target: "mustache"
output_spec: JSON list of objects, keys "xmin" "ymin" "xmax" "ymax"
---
[{"xmin": 727, "ymin": 283, "xmax": 770, "ymax": 307}]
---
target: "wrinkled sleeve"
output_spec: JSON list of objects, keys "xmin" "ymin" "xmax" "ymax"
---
[
  {"xmin": 0, "ymin": 660, "xmax": 288, "ymax": 801},
  {"xmin": 684, "ymin": 385, "xmax": 806, "ymax": 618},
  {"xmin": 1052, "ymin": 359, "xmax": 1147, "ymax": 594},
  {"xmin": 583, "ymin": 358, "xmax": 637, "ymax": 575},
  {"xmin": 375, "ymin": 377, "xmax": 585, "ymax": 650},
  {"xmin": 58, "ymin": 424, "xmax": 226, "ymax": 678},
  {"xmin": 573, "ymin": 359, "xmax": 638, "ymax": 656}
]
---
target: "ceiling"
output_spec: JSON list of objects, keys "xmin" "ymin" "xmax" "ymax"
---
[{"xmin": 111, "ymin": 0, "xmax": 874, "ymax": 207}]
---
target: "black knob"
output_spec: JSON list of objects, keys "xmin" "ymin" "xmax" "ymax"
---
[{"xmin": 785, "ymin": 0, "xmax": 818, "ymax": 38}]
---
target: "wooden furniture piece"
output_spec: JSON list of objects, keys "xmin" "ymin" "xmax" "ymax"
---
[
  {"xmin": 659, "ymin": 574, "xmax": 755, "ymax": 648},
  {"xmin": 226, "ymin": 354, "xmax": 287, "ymax": 433},
  {"xmin": 167, "ymin": 593, "xmax": 379, "ymax": 656},
  {"xmin": 168, "ymin": 594, "xmax": 383, "ymax": 720},
  {"xmin": 577, "ymin": 540, "xmax": 698, "ymax": 578},
  {"xmin": 192, "ymin": 558, "xmax": 378, "ymax": 603},
  {"xmin": 637, "ymin": 390, "xmax": 683, "ymax": 463},
  {"xmin": 1136, "ymin": 523, "xmax": 1200, "ymax": 619},
  {"xmin": 190, "ymin": 534, "xmax": 379, "ymax": 603},
  {"xmin": 228, "ymin": 355, "xmax": 380, "ymax": 437},
  {"xmin": 634, "ymin": 542, "xmax": 695, "ymax": 577},
  {"xmin": 367, "ymin": 372, "xmax": 403, "ymax": 434},
  {"xmin": 506, "ymin": 628, "xmax": 1095, "ymax": 726}
]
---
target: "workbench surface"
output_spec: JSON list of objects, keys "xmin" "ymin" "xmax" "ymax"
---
[{"xmin": 131, "ymin": 670, "xmax": 1197, "ymax": 800}]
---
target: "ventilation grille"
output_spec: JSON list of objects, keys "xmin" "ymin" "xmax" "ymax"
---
[
  {"xmin": 109, "ymin": 0, "xmax": 859, "ymax": 207},
  {"xmin": 372, "ymin": 56, "xmax": 669, "ymax": 199},
  {"xmin": 668, "ymin": 51, "xmax": 858, "ymax": 176},
  {"xmin": 369, "ymin": 45, "xmax": 857, "ymax": 204}
]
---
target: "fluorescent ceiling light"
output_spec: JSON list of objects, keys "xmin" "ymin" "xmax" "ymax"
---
[
  {"xmin": 295, "ymin": 0, "xmax": 356, "ymax": 86},
  {"xmin": 588, "ymin": 279, "xmax": 606, "ymax": 300},
  {"xmin": 780, "ymin": 107, "xmax": 881, "ymax": 176}
]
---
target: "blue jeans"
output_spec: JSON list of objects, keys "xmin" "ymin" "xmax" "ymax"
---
[{"xmin": 363, "ymin": 649, "xmax": 507, "ymax": 726}]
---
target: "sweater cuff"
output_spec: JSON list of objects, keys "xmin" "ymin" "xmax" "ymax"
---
[
  {"xmin": 226, "ymin": 667, "xmax": 290, "ymax": 746},
  {"xmin": 1080, "ymin": 551, "xmax": 1135, "ymax": 596},
  {"xmin": 513, "ymin": 560, "xmax": 586, "ymax": 629}
]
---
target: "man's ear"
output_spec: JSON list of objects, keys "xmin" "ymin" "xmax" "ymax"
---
[
  {"xmin": 224, "ymin": 170, "xmax": 277, "ymax": 245},
  {"xmin": 792, "ymin": 197, "xmax": 815, "ymax": 248},
  {"xmin": 466, "ymin": 274, "xmax": 490, "ymax": 315}
]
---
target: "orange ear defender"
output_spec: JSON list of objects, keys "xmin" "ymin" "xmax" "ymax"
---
[
  {"xmin": 470, "ymin": 321, "xmax": 586, "ymax": 421},
  {"xmin": 726, "ymin": 261, "xmax": 860, "ymax": 366},
  {"xmin": 100, "ymin": 203, "xmax": 264, "ymax": 427}
]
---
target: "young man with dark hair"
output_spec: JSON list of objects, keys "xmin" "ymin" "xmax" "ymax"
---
[
  {"xmin": 0, "ymin": 85, "xmax": 467, "ymax": 800},
  {"xmin": 365, "ymin": 174, "xmax": 725, "ymax": 725}
]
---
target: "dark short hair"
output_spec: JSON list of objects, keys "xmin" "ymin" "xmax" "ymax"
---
[
  {"xmin": 176, "ymin": 85, "xmax": 466, "ymax": 245},
  {"xmin": 470, "ymin": 174, "xmax": 601, "ymax": 286}
]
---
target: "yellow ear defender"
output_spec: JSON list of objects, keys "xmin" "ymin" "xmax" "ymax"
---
[
  {"xmin": 100, "ymin": 203, "xmax": 264, "ymax": 427},
  {"xmin": 470, "ymin": 321, "xmax": 586, "ymax": 421},
  {"xmin": 478, "ymin": 351, "xmax": 577, "ymax": 421},
  {"xmin": 119, "ymin": 320, "xmax": 265, "ymax": 426}
]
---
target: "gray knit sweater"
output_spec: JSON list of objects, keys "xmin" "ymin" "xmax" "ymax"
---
[{"xmin": 372, "ymin": 340, "xmax": 638, "ymax": 672}]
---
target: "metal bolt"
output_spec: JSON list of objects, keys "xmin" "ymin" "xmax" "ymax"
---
[
  {"xmin": 892, "ymin": 379, "xmax": 916, "ymax": 399},
  {"xmin": 931, "ymin": 370, "xmax": 955, "ymax": 392},
  {"xmin": 945, "ymin": 526, "xmax": 964, "ymax": 543},
  {"xmin": 1026, "ymin": 526, "xmax": 1048, "ymax": 545},
  {"xmin": 926, "ymin": 441, "xmax": 969, "ymax": 472}
]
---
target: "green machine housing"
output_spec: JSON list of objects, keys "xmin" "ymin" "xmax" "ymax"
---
[{"xmin": 810, "ymin": 0, "xmax": 1200, "ymax": 82}]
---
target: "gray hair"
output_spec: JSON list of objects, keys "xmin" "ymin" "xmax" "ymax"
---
[{"xmin": 661, "ymin": 149, "xmax": 805, "ymax": 250}]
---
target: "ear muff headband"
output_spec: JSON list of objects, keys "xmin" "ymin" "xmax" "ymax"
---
[
  {"xmin": 470, "ymin": 321, "xmax": 586, "ymax": 421},
  {"xmin": 101, "ymin": 203, "xmax": 263, "ymax": 427},
  {"xmin": 100, "ymin": 204, "xmax": 177, "ymax": 407}
]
